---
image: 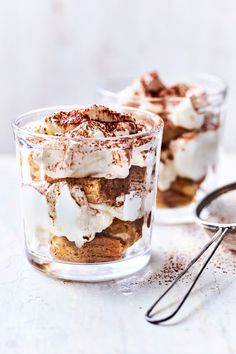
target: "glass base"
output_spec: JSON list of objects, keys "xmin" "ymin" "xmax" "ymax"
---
[
  {"xmin": 26, "ymin": 249, "xmax": 151, "ymax": 282},
  {"xmin": 154, "ymin": 204, "xmax": 195, "ymax": 225}
]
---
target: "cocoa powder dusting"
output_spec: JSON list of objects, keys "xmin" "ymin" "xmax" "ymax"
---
[
  {"xmin": 119, "ymin": 252, "xmax": 191, "ymax": 289},
  {"xmin": 45, "ymin": 105, "xmax": 146, "ymax": 138}
]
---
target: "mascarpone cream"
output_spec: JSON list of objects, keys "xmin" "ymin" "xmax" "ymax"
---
[
  {"xmin": 22, "ymin": 181, "xmax": 147, "ymax": 248},
  {"xmin": 24, "ymin": 105, "xmax": 156, "ymax": 180},
  {"xmin": 158, "ymin": 130, "xmax": 219, "ymax": 191}
]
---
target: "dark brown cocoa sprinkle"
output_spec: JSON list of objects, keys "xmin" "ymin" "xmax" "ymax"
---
[
  {"xmin": 158, "ymin": 83, "xmax": 189, "ymax": 98},
  {"xmin": 130, "ymin": 71, "xmax": 193, "ymax": 99},
  {"xmin": 83, "ymin": 236, "xmax": 90, "ymax": 241},
  {"xmin": 139, "ymin": 70, "xmax": 166, "ymax": 97},
  {"xmin": 47, "ymin": 111, "xmax": 91, "ymax": 128}
]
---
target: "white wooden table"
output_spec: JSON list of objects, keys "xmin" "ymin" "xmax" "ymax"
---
[{"xmin": 0, "ymin": 154, "xmax": 236, "ymax": 354}]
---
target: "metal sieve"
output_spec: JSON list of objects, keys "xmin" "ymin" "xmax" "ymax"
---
[{"xmin": 146, "ymin": 182, "xmax": 236, "ymax": 324}]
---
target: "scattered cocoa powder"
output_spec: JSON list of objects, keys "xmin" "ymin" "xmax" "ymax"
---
[{"xmin": 112, "ymin": 247, "xmax": 236, "ymax": 292}]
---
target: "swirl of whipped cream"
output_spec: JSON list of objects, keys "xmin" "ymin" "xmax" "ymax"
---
[
  {"xmin": 42, "ymin": 105, "xmax": 144, "ymax": 137},
  {"xmin": 25, "ymin": 105, "xmax": 156, "ymax": 179},
  {"xmin": 119, "ymin": 71, "xmax": 207, "ymax": 130},
  {"xmin": 140, "ymin": 98, "xmax": 203, "ymax": 130}
]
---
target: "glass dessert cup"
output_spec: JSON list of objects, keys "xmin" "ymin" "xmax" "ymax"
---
[
  {"xmin": 98, "ymin": 72, "xmax": 228, "ymax": 224},
  {"xmin": 13, "ymin": 105, "xmax": 163, "ymax": 281}
]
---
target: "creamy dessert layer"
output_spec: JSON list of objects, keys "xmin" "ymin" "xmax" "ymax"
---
[
  {"xmin": 20, "ymin": 105, "xmax": 158, "ymax": 262},
  {"xmin": 119, "ymin": 71, "xmax": 220, "ymax": 208}
]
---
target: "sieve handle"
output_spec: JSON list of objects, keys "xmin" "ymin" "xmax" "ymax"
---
[{"xmin": 145, "ymin": 227, "xmax": 229, "ymax": 325}]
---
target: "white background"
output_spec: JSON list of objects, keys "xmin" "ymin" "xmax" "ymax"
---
[{"xmin": 0, "ymin": 0, "xmax": 236, "ymax": 153}]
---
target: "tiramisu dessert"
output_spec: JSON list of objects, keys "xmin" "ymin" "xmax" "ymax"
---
[
  {"xmin": 15, "ymin": 105, "xmax": 163, "ymax": 267},
  {"xmin": 117, "ymin": 71, "xmax": 223, "ymax": 209}
]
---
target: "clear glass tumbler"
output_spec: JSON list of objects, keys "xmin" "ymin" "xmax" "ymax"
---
[
  {"xmin": 98, "ymin": 72, "xmax": 228, "ymax": 224},
  {"xmin": 13, "ymin": 105, "xmax": 163, "ymax": 281}
]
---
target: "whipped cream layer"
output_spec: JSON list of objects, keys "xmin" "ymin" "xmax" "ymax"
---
[
  {"xmin": 24, "ymin": 105, "xmax": 156, "ymax": 180},
  {"xmin": 139, "ymin": 98, "xmax": 203, "ymax": 130},
  {"xmin": 29, "ymin": 138, "xmax": 156, "ymax": 180},
  {"xmin": 25, "ymin": 105, "xmax": 146, "ymax": 138},
  {"xmin": 119, "ymin": 71, "xmax": 207, "ymax": 130},
  {"xmin": 22, "ymin": 181, "xmax": 151, "ymax": 247},
  {"xmin": 158, "ymin": 130, "xmax": 219, "ymax": 191}
]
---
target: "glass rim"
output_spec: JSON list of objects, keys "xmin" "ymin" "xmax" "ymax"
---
[
  {"xmin": 12, "ymin": 104, "xmax": 164, "ymax": 142},
  {"xmin": 97, "ymin": 71, "xmax": 228, "ymax": 101}
]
